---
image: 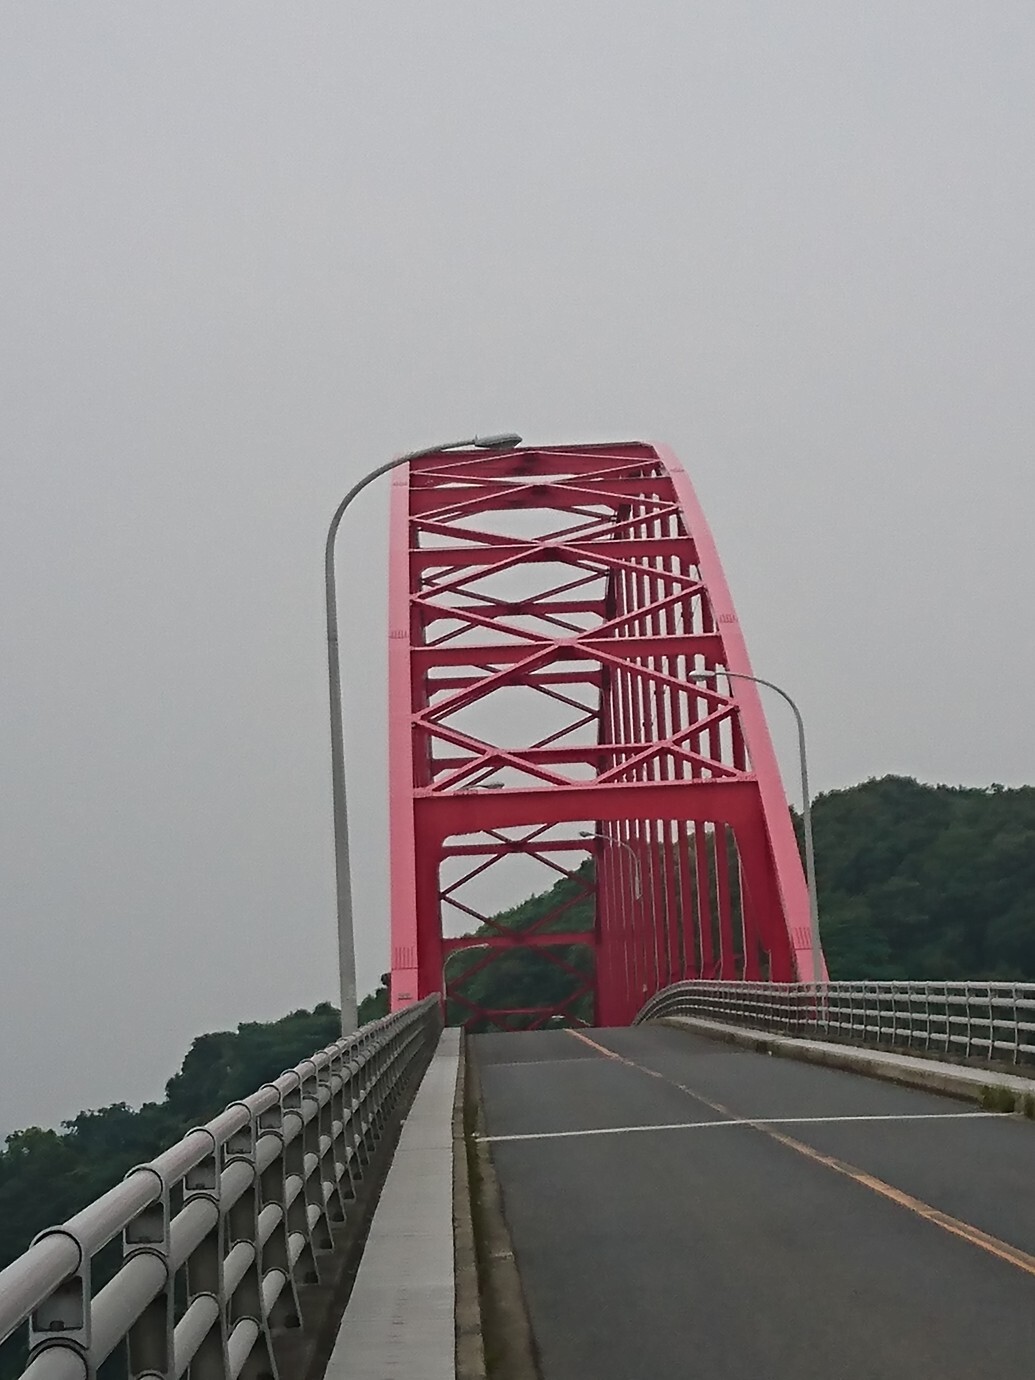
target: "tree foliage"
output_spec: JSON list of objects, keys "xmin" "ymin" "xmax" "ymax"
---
[
  {"xmin": 358, "ymin": 976, "xmax": 390, "ymax": 1024},
  {"xmin": 808, "ymin": 776, "xmax": 1035, "ymax": 979}
]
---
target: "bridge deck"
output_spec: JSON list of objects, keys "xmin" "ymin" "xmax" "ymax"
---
[{"xmin": 475, "ymin": 1025, "xmax": 1035, "ymax": 1379}]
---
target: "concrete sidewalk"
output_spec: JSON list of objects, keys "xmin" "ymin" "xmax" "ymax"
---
[
  {"xmin": 325, "ymin": 1027, "xmax": 460, "ymax": 1380},
  {"xmin": 660, "ymin": 1013, "xmax": 1035, "ymax": 1104}
]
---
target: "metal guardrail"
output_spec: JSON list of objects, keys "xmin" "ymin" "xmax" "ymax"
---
[
  {"xmin": 0, "ymin": 997, "xmax": 442, "ymax": 1380},
  {"xmin": 636, "ymin": 980, "xmax": 1035, "ymax": 1067}
]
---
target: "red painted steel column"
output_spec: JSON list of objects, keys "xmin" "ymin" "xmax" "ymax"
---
[{"xmin": 387, "ymin": 469, "xmax": 421, "ymax": 1010}]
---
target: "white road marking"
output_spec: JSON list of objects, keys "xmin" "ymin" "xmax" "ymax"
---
[
  {"xmin": 487, "ymin": 1057, "xmax": 595, "ymax": 1068},
  {"xmin": 480, "ymin": 1110, "xmax": 1008, "ymax": 1143}
]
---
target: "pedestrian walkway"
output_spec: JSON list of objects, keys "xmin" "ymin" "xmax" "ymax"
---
[{"xmin": 325, "ymin": 1027, "xmax": 460, "ymax": 1380}]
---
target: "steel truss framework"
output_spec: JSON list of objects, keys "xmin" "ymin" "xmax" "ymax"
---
[{"xmin": 388, "ymin": 441, "xmax": 819, "ymax": 1028}]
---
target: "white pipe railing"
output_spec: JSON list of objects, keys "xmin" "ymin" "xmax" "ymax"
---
[
  {"xmin": 0, "ymin": 997, "xmax": 442, "ymax": 1380},
  {"xmin": 636, "ymin": 980, "xmax": 1035, "ymax": 1067}
]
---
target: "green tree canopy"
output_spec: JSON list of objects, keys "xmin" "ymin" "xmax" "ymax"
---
[{"xmin": 808, "ymin": 776, "xmax": 1035, "ymax": 980}]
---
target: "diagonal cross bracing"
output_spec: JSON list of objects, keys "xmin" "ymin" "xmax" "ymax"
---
[{"xmin": 388, "ymin": 442, "xmax": 820, "ymax": 1029}]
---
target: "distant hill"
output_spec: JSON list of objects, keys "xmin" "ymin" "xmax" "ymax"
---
[{"xmin": 807, "ymin": 775, "xmax": 1035, "ymax": 980}]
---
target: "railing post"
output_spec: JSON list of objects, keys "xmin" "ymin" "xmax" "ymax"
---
[
  {"xmin": 223, "ymin": 1106, "xmax": 279, "ymax": 1380},
  {"xmin": 318, "ymin": 1049, "xmax": 349, "ymax": 1230},
  {"xmin": 122, "ymin": 1166, "xmax": 172, "ymax": 1380},
  {"xmin": 26, "ymin": 1229, "xmax": 91, "ymax": 1380},
  {"xmin": 296, "ymin": 1060, "xmax": 335, "ymax": 1260},
  {"xmin": 181, "ymin": 1127, "xmax": 230, "ymax": 1380},
  {"xmin": 279, "ymin": 1078, "xmax": 321, "ymax": 1292}
]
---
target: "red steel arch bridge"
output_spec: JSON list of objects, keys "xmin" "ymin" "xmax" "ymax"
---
[{"xmin": 386, "ymin": 440, "xmax": 822, "ymax": 1028}]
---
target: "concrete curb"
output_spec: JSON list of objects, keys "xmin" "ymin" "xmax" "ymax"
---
[
  {"xmin": 454, "ymin": 1034, "xmax": 487, "ymax": 1380},
  {"xmin": 658, "ymin": 1014, "xmax": 1035, "ymax": 1110}
]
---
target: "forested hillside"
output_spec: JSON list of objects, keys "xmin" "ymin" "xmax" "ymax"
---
[{"xmin": 810, "ymin": 776, "xmax": 1035, "ymax": 979}]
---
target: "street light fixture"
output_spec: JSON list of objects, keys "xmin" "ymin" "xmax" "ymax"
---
[
  {"xmin": 685, "ymin": 668, "xmax": 822, "ymax": 985},
  {"xmin": 326, "ymin": 432, "xmax": 523, "ymax": 1033},
  {"xmin": 579, "ymin": 830, "xmax": 643, "ymax": 899}
]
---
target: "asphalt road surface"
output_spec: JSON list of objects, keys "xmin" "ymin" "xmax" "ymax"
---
[{"xmin": 474, "ymin": 1024, "xmax": 1035, "ymax": 1380}]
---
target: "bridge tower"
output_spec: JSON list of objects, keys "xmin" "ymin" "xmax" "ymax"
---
[{"xmin": 387, "ymin": 441, "xmax": 818, "ymax": 1027}]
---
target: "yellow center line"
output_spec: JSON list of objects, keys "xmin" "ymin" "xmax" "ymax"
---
[{"xmin": 566, "ymin": 1027, "xmax": 1035, "ymax": 1281}]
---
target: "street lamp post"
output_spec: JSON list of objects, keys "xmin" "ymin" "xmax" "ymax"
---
[
  {"xmin": 685, "ymin": 668, "xmax": 822, "ymax": 985},
  {"xmin": 578, "ymin": 830, "xmax": 643, "ymax": 899},
  {"xmin": 326, "ymin": 432, "xmax": 523, "ymax": 1033}
]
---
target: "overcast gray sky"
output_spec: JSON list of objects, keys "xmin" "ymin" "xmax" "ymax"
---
[{"xmin": 2, "ymin": 3, "xmax": 1033, "ymax": 1137}]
